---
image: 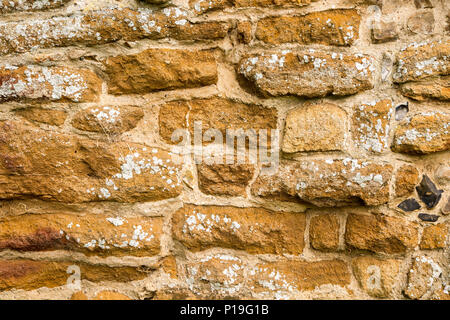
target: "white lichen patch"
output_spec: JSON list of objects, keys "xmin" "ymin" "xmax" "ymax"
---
[
  {"xmin": 239, "ymin": 50, "xmax": 375, "ymax": 97},
  {"xmin": 56, "ymin": 217, "xmax": 158, "ymax": 251},
  {"xmin": 394, "ymin": 112, "xmax": 450, "ymax": 149},
  {"xmin": 353, "ymin": 101, "xmax": 393, "ymax": 153},
  {"xmin": 92, "ymin": 147, "xmax": 181, "ymax": 200},
  {"xmin": 89, "ymin": 106, "xmax": 121, "ymax": 124},
  {"xmin": 0, "ymin": 65, "xmax": 93, "ymax": 102},
  {"xmin": 0, "ymin": 6, "xmax": 195, "ymax": 55},
  {"xmin": 182, "ymin": 208, "xmax": 242, "ymax": 234}
]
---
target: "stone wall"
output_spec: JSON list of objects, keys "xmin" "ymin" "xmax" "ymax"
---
[{"xmin": 0, "ymin": 0, "xmax": 448, "ymax": 300}]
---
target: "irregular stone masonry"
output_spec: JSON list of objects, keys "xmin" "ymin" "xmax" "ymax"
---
[{"xmin": 0, "ymin": 0, "xmax": 449, "ymax": 301}]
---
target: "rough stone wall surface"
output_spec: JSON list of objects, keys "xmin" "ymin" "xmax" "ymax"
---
[{"xmin": 0, "ymin": 0, "xmax": 449, "ymax": 300}]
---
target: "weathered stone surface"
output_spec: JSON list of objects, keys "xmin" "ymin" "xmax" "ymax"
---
[
  {"xmin": 190, "ymin": 0, "xmax": 317, "ymax": 14},
  {"xmin": 400, "ymin": 76, "xmax": 450, "ymax": 101},
  {"xmin": 185, "ymin": 254, "xmax": 350, "ymax": 299},
  {"xmin": 416, "ymin": 175, "xmax": 443, "ymax": 209},
  {"xmin": 0, "ymin": 8, "xmax": 230, "ymax": 55},
  {"xmin": 405, "ymin": 256, "xmax": 443, "ymax": 299},
  {"xmin": 352, "ymin": 99, "xmax": 393, "ymax": 153},
  {"xmin": 237, "ymin": 21, "xmax": 252, "ymax": 44},
  {"xmin": 282, "ymin": 103, "xmax": 347, "ymax": 153},
  {"xmin": 159, "ymin": 97, "xmax": 277, "ymax": 144},
  {"xmin": 239, "ymin": 50, "xmax": 375, "ymax": 98},
  {"xmin": 392, "ymin": 112, "xmax": 450, "ymax": 154},
  {"xmin": 0, "ymin": 120, "xmax": 182, "ymax": 203},
  {"xmin": 393, "ymin": 40, "xmax": 450, "ymax": 83},
  {"xmin": 345, "ymin": 213, "xmax": 419, "ymax": 254},
  {"xmin": 251, "ymin": 159, "xmax": 393, "ymax": 207},
  {"xmin": 372, "ymin": 20, "xmax": 398, "ymax": 43},
  {"xmin": 70, "ymin": 291, "xmax": 88, "ymax": 300},
  {"xmin": 407, "ymin": 11, "xmax": 435, "ymax": 35},
  {"xmin": 352, "ymin": 257, "xmax": 401, "ymax": 298},
  {"xmin": 394, "ymin": 164, "xmax": 419, "ymax": 198},
  {"xmin": 197, "ymin": 164, "xmax": 254, "ymax": 197},
  {"xmin": 255, "ymin": 9, "xmax": 360, "ymax": 46},
  {"xmin": 93, "ymin": 291, "xmax": 132, "ymax": 300},
  {"xmin": 0, "ymin": 259, "xmax": 147, "ymax": 291},
  {"xmin": 173, "ymin": 205, "xmax": 306, "ymax": 255},
  {"xmin": 15, "ymin": 108, "xmax": 67, "ymax": 126},
  {"xmin": 71, "ymin": 106, "xmax": 144, "ymax": 134},
  {"xmin": 0, "ymin": 213, "xmax": 163, "ymax": 256},
  {"xmin": 248, "ymin": 260, "xmax": 351, "ymax": 297},
  {"xmin": 398, "ymin": 198, "xmax": 421, "ymax": 212},
  {"xmin": 0, "ymin": 0, "xmax": 69, "ymax": 13},
  {"xmin": 420, "ymin": 224, "xmax": 448, "ymax": 249},
  {"xmin": 104, "ymin": 49, "xmax": 218, "ymax": 95},
  {"xmin": 0, "ymin": 65, "xmax": 101, "ymax": 103},
  {"xmin": 309, "ymin": 215, "xmax": 340, "ymax": 251},
  {"xmin": 185, "ymin": 254, "xmax": 246, "ymax": 299}
]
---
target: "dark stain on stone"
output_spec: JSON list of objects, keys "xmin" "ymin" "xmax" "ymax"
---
[
  {"xmin": 416, "ymin": 175, "xmax": 443, "ymax": 209},
  {"xmin": 398, "ymin": 198, "xmax": 421, "ymax": 212},
  {"xmin": 418, "ymin": 213, "xmax": 439, "ymax": 222}
]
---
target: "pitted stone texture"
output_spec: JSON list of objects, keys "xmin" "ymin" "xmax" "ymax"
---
[
  {"xmin": 0, "ymin": 213, "xmax": 163, "ymax": 256},
  {"xmin": 255, "ymin": 9, "xmax": 360, "ymax": 46},
  {"xmin": 282, "ymin": 103, "xmax": 347, "ymax": 153},
  {"xmin": 352, "ymin": 257, "xmax": 401, "ymax": 298},
  {"xmin": 15, "ymin": 108, "xmax": 67, "ymax": 126},
  {"xmin": 0, "ymin": 8, "xmax": 230, "ymax": 56},
  {"xmin": 392, "ymin": 111, "xmax": 450, "ymax": 154},
  {"xmin": 400, "ymin": 76, "xmax": 450, "ymax": 101},
  {"xmin": 0, "ymin": 65, "xmax": 101, "ymax": 103},
  {"xmin": 159, "ymin": 97, "xmax": 277, "ymax": 144},
  {"xmin": 309, "ymin": 215, "xmax": 340, "ymax": 251},
  {"xmin": 172, "ymin": 205, "xmax": 306, "ymax": 255},
  {"xmin": 197, "ymin": 164, "xmax": 255, "ymax": 197},
  {"xmin": 104, "ymin": 49, "xmax": 218, "ymax": 95},
  {"xmin": 420, "ymin": 224, "xmax": 448, "ymax": 250},
  {"xmin": 393, "ymin": 40, "xmax": 450, "ymax": 83},
  {"xmin": 251, "ymin": 159, "xmax": 393, "ymax": 207},
  {"xmin": 405, "ymin": 256, "xmax": 443, "ymax": 299},
  {"xmin": 0, "ymin": 259, "xmax": 147, "ymax": 291},
  {"xmin": 345, "ymin": 213, "xmax": 419, "ymax": 254},
  {"xmin": 394, "ymin": 164, "xmax": 420, "ymax": 198},
  {"xmin": 239, "ymin": 50, "xmax": 375, "ymax": 98},
  {"xmin": 0, "ymin": 120, "xmax": 182, "ymax": 203},
  {"xmin": 352, "ymin": 100, "xmax": 393, "ymax": 153},
  {"xmin": 0, "ymin": 0, "xmax": 69, "ymax": 13},
  {"xmin": 71, "ymin": 106, "xmax": 144, "ymax": 135},
  {"xmin": 190, "ymin": 0, "xmax": 317, "ymax": 14}
]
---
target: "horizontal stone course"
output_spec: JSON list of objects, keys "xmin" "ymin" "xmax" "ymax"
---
[
  {"xmin": 0, "ymin": 65, "xmax": 101, "ymax": 103},
  {"xmin": 0, "ymin": 120, "xmax": 182, "ymax": 203},
  {"xmin": 104, "ymin": 49, "xmax": 218, "ymax": 95},
  {"xmin": 0, "ymin": 259, "xmax": 148, "ymax": 291},
  {"xmin": 172, "ymin": 205, "xmax": 306, "ymax": 255},
  {"xmin": 239, "ymin": 50, "xmax": 375, "ymax": 98},
  {"xmin": 255, "ymin": 9, "xmax": 360, "ymax": 46},
  {"xmin": 251, "ymin": 159, "xmax": 393, "ymax": 207},
  {"xmin": 0, "ymin": 7, "xmax": 230, "ymax": 56},
  {"xmin": 0, "ymin": 213, "xmax": 163, "ymax": 256}
]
